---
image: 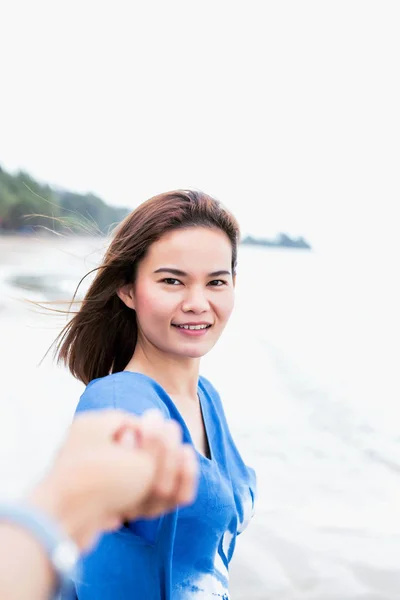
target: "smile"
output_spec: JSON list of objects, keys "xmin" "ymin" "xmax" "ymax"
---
[{"xmin": 172, "ymin": 324, "xmax": 212, "ymax": 330}]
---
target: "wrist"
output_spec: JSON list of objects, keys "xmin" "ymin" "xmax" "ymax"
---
[
  {"xmin": 0, "ymin": 521, "xmax": 56, "ymax": 594},
  {"xmin": 0, "ymin": 503, "xmax": 80, "ymax": 599},
  {"xmin": 28, "ymin": 475, "xmax": 99, "ymax": 552}
]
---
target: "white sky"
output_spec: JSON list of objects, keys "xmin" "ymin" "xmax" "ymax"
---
[{"xmin": 1, "ymin": 1, "xmax": 399, "ymax": 252}]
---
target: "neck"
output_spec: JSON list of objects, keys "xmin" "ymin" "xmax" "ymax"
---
[{"xmin": 125, "ymin": 339, "xmax": 200, "ymax": 399}]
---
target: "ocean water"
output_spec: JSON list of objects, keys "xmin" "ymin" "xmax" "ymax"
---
[{"xmin": 1, "ymin": 235, "xmax": 400, "ymax": 599}]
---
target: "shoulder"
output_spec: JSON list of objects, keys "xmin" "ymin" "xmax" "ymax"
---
[
  {"xmin": 76, "ymin": 372, "xmax": 170, "ymax": 418},
  {"xmin": 198, "ymin": 375, "xmax": 220, "ymax": 400}
]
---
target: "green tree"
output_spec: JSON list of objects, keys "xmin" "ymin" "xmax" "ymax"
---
[{"xmin": 0, "ymin": 165, "xmax": 128, "ymax": 234}]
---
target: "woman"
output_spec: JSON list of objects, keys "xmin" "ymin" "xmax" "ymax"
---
[{"xmin": 57, "ymin": 190, "xmax": 256, "ymax": 599}]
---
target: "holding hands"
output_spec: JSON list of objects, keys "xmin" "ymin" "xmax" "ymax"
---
[{"xmin": 30, "ymin": 409, "xmax": 199, "ymax": 551}]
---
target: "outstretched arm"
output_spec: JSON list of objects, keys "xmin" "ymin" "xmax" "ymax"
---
[{"xmin": 0, "ymin": 409, "xmax": 198, "ymax": 600}]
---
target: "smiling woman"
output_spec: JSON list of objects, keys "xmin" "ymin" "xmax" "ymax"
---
[
  {"xmin": 116, "ymin": 227, "xmax": 235, "ymax": 364},
  {"xmin": 55, "ymin": 190, "xmax": 256, "ymax": 600}
]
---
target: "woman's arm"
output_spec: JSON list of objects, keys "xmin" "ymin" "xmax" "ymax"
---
[{"xmin": 0, "ymin": 410, "xmax": 198, "ymax": 600}]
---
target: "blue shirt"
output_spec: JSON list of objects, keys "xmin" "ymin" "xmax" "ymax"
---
[{"xmin": 74, "ymin": 372, "xmax": 256, "ymax": 600}]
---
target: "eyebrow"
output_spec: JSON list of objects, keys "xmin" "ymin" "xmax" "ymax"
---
[{"xmin": 154, "ymin": 268, "xmax": 231, "ymax": 277}]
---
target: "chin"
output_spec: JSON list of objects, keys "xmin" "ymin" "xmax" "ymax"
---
[
  {"xmin": 178, "ymin": 342, "xmax": 216, "ymax": 359},
  {"xmin": 183, "ymin": 350, "xmax": 208, "ymax": 359}
]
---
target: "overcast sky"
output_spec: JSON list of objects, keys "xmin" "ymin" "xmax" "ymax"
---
[{"xmin": 1, "ymin": 1, "xmax": 399, "ymax": 252}]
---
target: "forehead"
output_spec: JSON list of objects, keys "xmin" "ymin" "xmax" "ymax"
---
[{"xmin": 144, "ymin": 227, "xmax": 232, "ymax": 271}]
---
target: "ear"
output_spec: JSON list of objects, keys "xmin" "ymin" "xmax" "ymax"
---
[
  {"xmin": 232, "ymin": 273, "xmax": 237, "ymax": 288},
  {"xmin": 117, "ymin": 284, "xmax": 135, "ymax": 310}
]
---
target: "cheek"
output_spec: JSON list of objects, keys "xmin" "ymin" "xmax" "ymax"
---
[
  {"xmin": 216, "ymin": 292, "xmax": 235, "ymax": 322},
  {"xmin": 135, "ymin": 285, "xmax": 175, "ymax": 324}
]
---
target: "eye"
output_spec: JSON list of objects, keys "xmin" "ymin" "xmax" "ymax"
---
[
  {"xmin": 162, "ymin": 278, "xmax": 182, "ymax": 285},
  {"xmin": 208, "ymin": 279, "xmax": 227, "ymax": 287}
]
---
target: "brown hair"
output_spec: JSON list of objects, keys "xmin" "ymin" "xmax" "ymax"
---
[{"xmin": 56, "ymin": 189, "xmax": 240, "ymax": 384}]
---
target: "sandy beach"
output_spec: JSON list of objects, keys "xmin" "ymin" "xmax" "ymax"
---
[{"xmin": 1, "ymin": 235, "xmax": 400, "ymax": 599}]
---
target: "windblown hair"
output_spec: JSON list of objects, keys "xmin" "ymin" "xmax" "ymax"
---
[{"xmin": 56, "ymin": 189, "xmax": 240, "ymax": 384}]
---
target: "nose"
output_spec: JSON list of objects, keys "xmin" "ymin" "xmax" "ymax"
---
[{"xmin": 181, "ymin": 285, "xmax": 210, "ymax": 314}]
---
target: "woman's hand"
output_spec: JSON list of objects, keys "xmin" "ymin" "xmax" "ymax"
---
[
  {"xmin": 129, "ymin": 409, "xmax": 198, "ymax": 518},
  {"xmin": 28, "ymin": 409, "xmax": 199, "ymax": 551}
]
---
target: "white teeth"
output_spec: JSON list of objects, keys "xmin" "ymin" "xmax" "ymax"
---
[{"xmin": 177, "ymin": 324, "xmax": 209, "ymax": 330}]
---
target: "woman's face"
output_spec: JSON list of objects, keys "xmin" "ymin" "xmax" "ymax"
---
[{"xmin": 120, "ymin": 227, "xmax": 235, "ymax": 360}]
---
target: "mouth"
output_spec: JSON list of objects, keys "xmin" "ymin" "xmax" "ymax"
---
[{"xmin": 171, "ymin": 323, "xmax": 212, "ymax": 331}]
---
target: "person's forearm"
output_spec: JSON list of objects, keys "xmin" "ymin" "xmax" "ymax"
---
[
  {"xmin": 0, "ymin": 478, "xmax": 97, "ymax": 600},
  {"xmin": 0, "ymin": 523, "xmax": 55, "ymax": 600}
]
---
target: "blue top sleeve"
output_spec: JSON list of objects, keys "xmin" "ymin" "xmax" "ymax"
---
[
  {"xmin": 77, "ymin": 372, "xmax": 171, "ymax": 417},
  {"xmin": 75, "ymin": 372, "xmax": 172, "ymax": 547}
]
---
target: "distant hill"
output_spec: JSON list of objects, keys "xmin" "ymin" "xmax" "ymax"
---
[
  {"xmin": 0, "ymin": 166, "xmax": 312, "ymax": 247},
  {"xmin": 0, "ymin": 165, "xmax": 129, "ymax": 234},
  {"xmin": 241, "ymin": 233, "xmax": 312, "ymax": 250}
]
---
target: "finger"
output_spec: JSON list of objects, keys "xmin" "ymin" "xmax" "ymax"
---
[
  {"xmin": 172, "ymin": 445, "xmax": 199, "ymax": 507},
  {"xmin": 142, "ymin": 408, "xmax": 165, "ymax": 420},
  {"xmin": 141, "ymin": 417, "xmax": 181, "ymax": 496},
  {"xmin": 153, "ymin": 420, "xmax": 182, "ymax": 497},
  {"xmin": 141, "ymin": 444, "xmax": 199, "ymax": 518},
  {"xmin": 72, "ymin": 410, "xmax": 142, "ymax": 444},
  {"xmin": 113, "ymin": 409, "xmax": 167, "ymax": 449},
  {"xmin": 116, "ymin": 427, "xmax": 137, "ymax": 450},
  {"xmin": 133, "ymin": 418, "xmax": 184, "ymax": 518},
  {"xmin": 137, "ymin": 499, "xmax": 176, "ymax": 519},
  {"xmin": 138, "ymin": 410, "xmax": 169, "ymax": 461},
  {"xmin": 103, "ymin": 449, "xmax": 157, "ymax": 520}
]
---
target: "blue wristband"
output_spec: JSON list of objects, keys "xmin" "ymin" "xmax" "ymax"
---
[{"xmin": 0, "ymin": 503, "xmax": 80, "ymax": 600}]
